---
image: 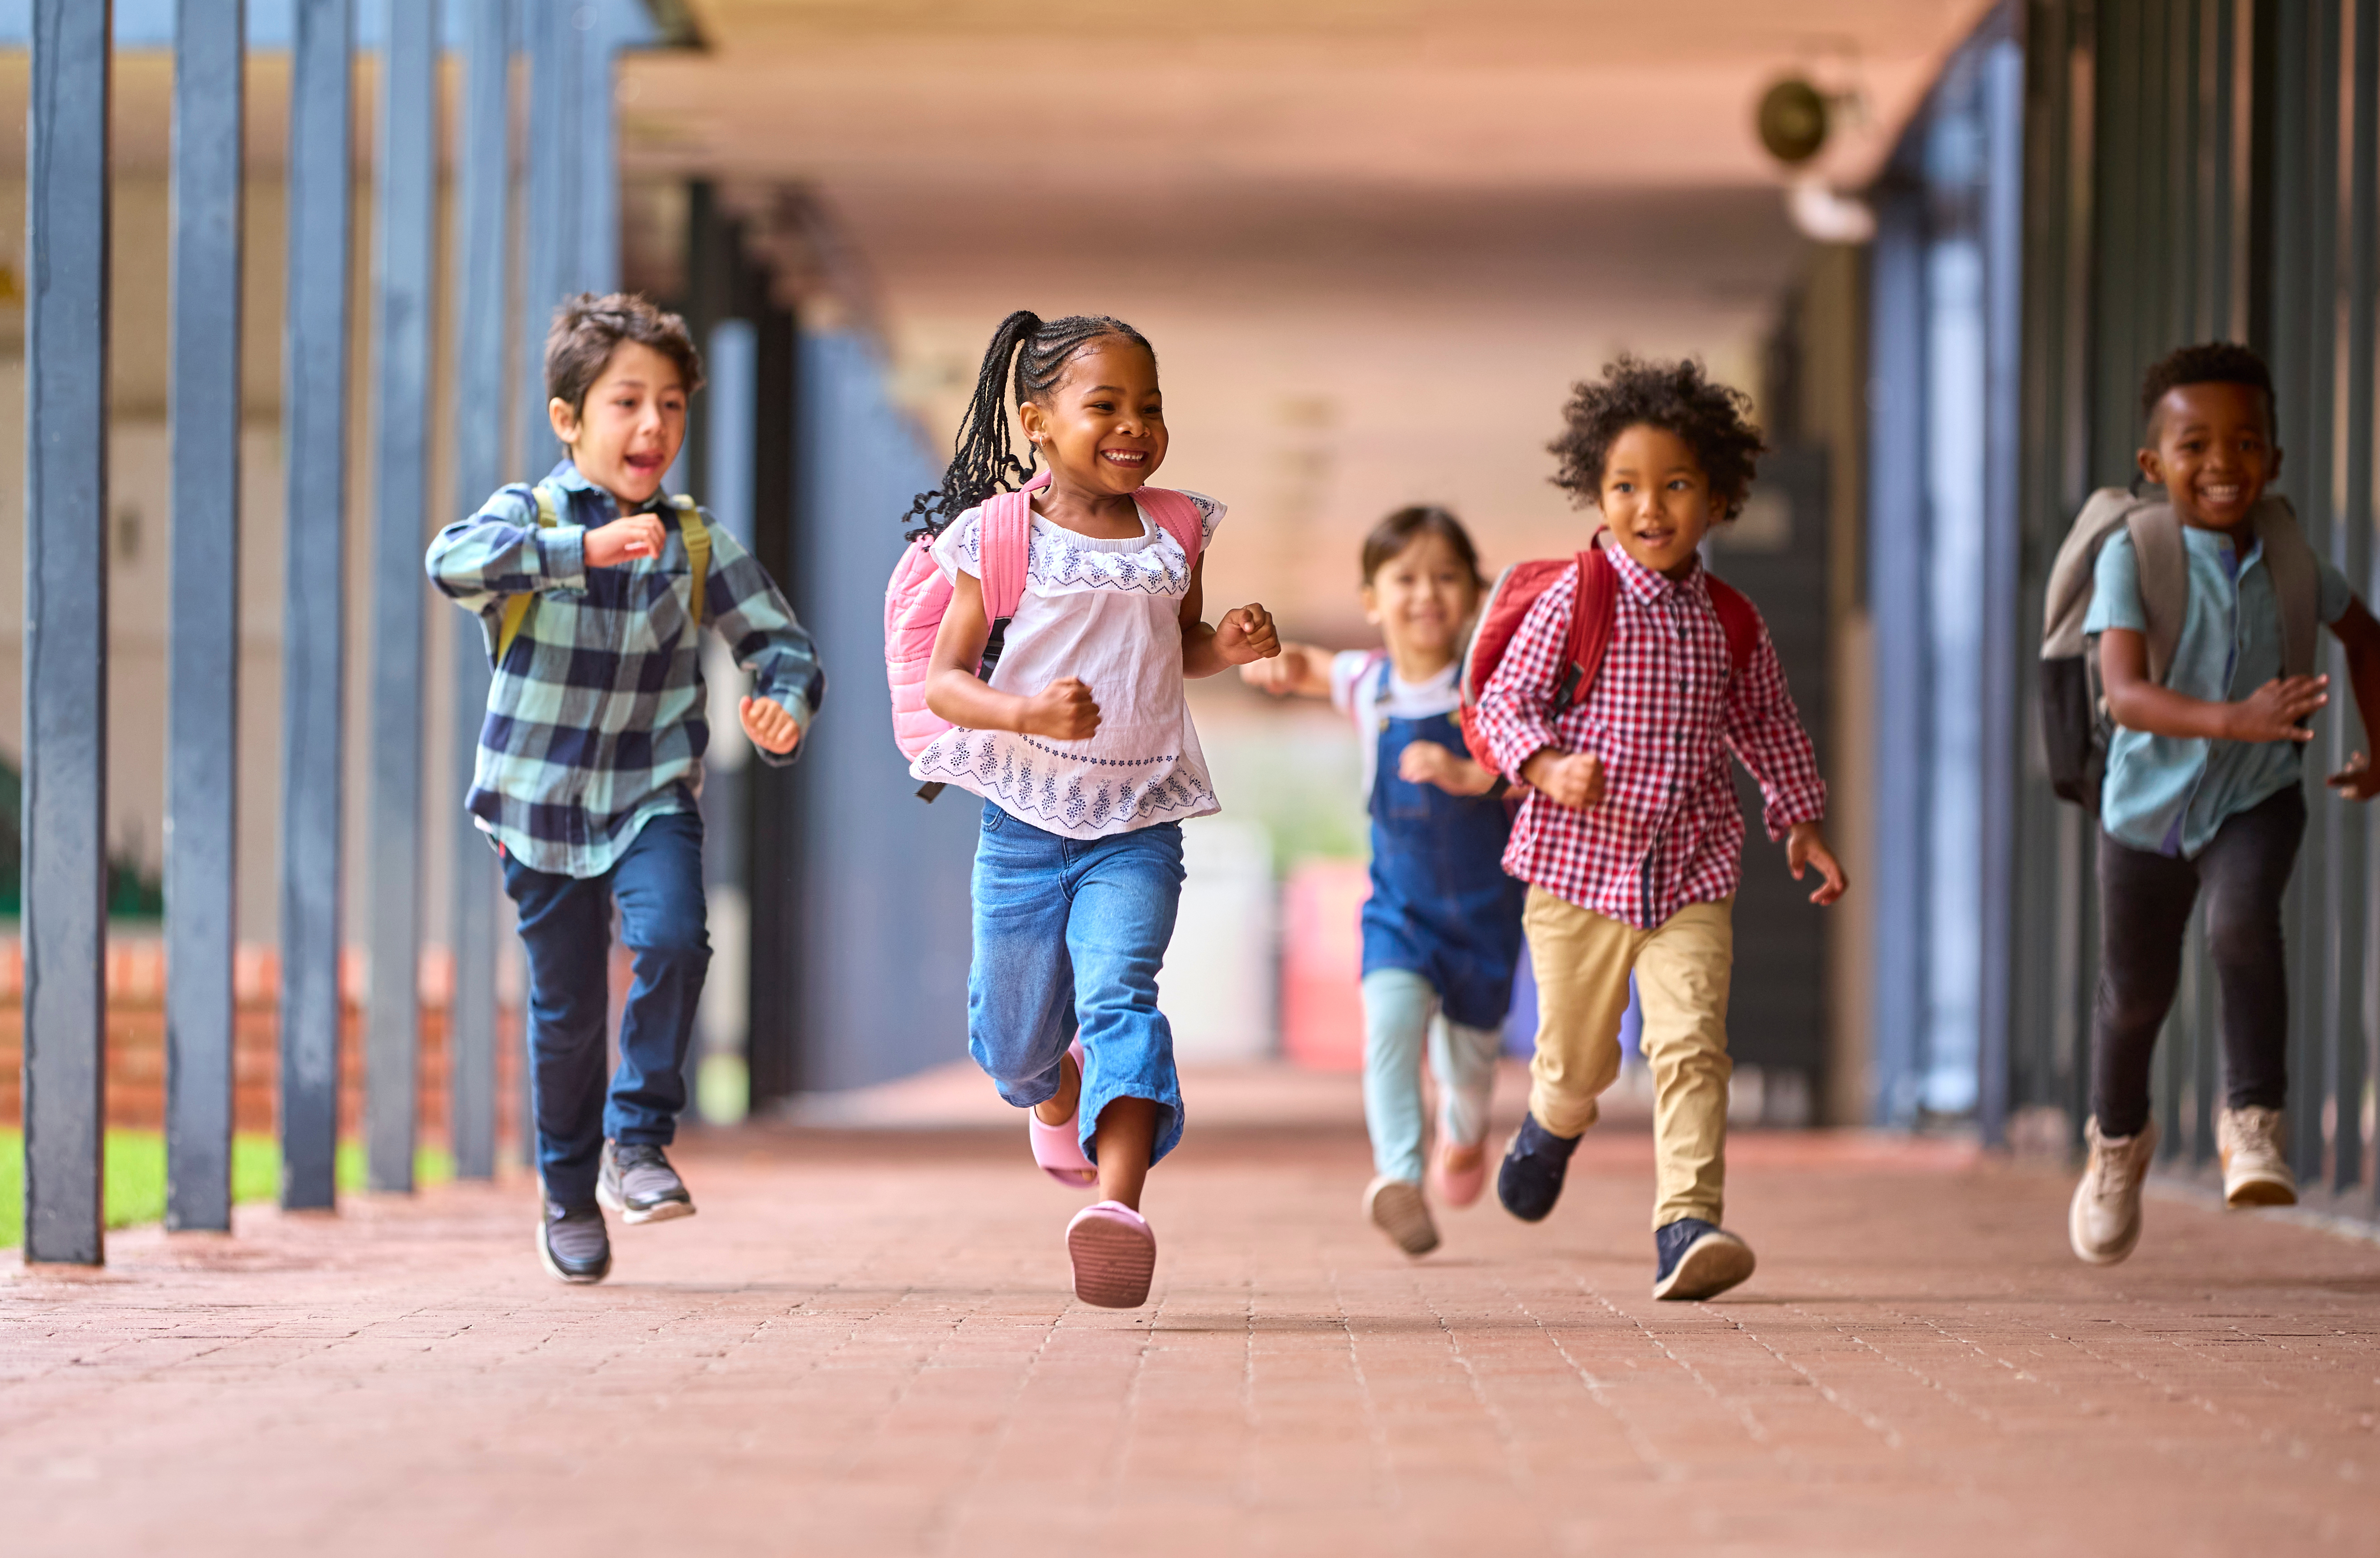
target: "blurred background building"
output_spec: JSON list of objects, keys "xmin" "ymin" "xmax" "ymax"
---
[{"xmin": 5, "ymin": 0, "xmax": 2378, "ymax": 1257}]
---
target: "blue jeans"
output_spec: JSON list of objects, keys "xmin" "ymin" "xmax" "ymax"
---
[
  {"xmin": 969, "ymin": 801, "xmax": 1186, "ymax": 1167},
  {"xmin": 1362, "ymin": 968, "xmax": 1503, "ymax": 1184},
  {"xmin": 502, "ymin": 810, "xmax": 709, "ymax": 1207}
]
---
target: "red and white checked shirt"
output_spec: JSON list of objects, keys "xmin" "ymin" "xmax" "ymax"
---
[{"xmin": 1474, "ymin": 544, "xmax": 1827, "ymax": 929}]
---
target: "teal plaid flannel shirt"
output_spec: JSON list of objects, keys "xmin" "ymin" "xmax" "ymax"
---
[{"xmin": 426, "ymin": 460, "xmax": 825, "ymax": 878}]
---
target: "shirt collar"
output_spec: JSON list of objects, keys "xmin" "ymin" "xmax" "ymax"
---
[
  {"xmin": 1602, "ymin": 536, "xmax": 1707, "ymax": 604},
  {"xmin": 547, "ymin": 458, "xmax": 672, "ymax": 515},
  {"xmin": 2183, "ymin": 523, "xmax": 2265, "ymax": 577}
]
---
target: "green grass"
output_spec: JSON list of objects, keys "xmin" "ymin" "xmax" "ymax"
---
[{"xmin": 0, "ymin": 1131, "xmax": 455, "ymax": 1249}]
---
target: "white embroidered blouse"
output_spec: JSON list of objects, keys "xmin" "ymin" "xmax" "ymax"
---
[{"xmin": 909, "ymin": 489, "xmax": 1227, "ymax": 839}]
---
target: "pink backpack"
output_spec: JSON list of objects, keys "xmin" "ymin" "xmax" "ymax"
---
[{"xmin": 884, "ymin": 470, "xmax": 1208, "ymax": 761}]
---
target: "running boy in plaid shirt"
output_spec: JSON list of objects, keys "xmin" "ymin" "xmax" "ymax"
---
[
  {"xmin": 429, "ymin": 294, "xmax": 822, "ymax": 1285},
  {"xmin": 1473, "ymin": 357, "xmax": 1845, "ymax": 1301}
]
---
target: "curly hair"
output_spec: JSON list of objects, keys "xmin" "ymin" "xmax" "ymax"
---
[
  {"xmin": 903, "ymin": 310, "xmax": 1155, "ymax": 537},
  {"xmin": 2140, "ymin": 340, "xmax": 2275, "ymax": 432},
  {"xmin": 1548, "ymin": 355, "xmax": 1767, "ymax": 519}
]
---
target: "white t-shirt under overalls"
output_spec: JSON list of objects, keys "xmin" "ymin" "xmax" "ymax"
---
[{"xmin": 909, "ymin": 490, "xmax": 1226, "ymax": 840}]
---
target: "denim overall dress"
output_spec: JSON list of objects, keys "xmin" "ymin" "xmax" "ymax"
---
[{"xmin": 1359, "ymin": 661, "xmax": 1528, "ymax": 1026}]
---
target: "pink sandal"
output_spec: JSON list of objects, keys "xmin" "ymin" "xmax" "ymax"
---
[
  {"xmin": 1066, "ymin": 1200, "xmax": 1156, "ymax": 1308},
  {"xmin": 1028, "ymin": 1042, "xmax": 1098, "ymax": 1188}
]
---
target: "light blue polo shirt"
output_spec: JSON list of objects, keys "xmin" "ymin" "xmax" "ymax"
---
[{"xmin": 2084, "ymin": 524, "xmax": 2353, "ymax": 858}]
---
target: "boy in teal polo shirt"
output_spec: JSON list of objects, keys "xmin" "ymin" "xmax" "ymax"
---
[{"xmin": 2070, "ymin": 342, "xmax": 2380, "ymax": 1265}]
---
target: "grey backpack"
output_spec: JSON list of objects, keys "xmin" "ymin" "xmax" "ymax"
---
[{"xmin": 2039, "ymin": 488, "xmax": 2321, "ymax": 810}]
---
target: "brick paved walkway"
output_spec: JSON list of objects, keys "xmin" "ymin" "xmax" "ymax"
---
[{"xmin": 7, "ymin": 1069, "xmax": 2380, "ymax": 1556}]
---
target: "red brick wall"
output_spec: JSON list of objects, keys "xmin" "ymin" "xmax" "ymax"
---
[{"xmin": 0, "ymin": 941, "xmax": 527, "ymax": 1146}]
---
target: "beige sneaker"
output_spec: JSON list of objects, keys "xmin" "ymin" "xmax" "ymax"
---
[
  {"xmin": 2217, "ymin": 1106, "xmax": 2298, "ymax": 1208},
  {"xmin": 1364, "ymin": 1176, "xmax": 1439, "ymax": 1256},
  {"xmin": 2069, "ymin": 1117, "xmax": 2158, "ymax": 1265}
]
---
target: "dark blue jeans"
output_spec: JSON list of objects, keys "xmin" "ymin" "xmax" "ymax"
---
[{"xmin": 502, "ymin": 810, "xmax": 709, "ymax": 1207}]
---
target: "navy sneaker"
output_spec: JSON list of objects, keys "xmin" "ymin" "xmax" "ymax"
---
[
  {"xmin": 537, "ymin": 1201, "xmax": 612, "ymax": 1285},
  {"xmin": 1496, "ymin": 1113, "xmax": 1583, "ymax": 1222},
  {"xmin": 1652, "ymin": 1218, "xmax": 1755, "ymax": 1301}
]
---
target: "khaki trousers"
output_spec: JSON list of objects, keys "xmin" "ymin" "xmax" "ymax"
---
[{"xmin": 1523, "ymin": 886, "xmax": 1734, "ymax": 1230}]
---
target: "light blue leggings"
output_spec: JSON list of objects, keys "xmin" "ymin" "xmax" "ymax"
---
[{"xmin": 1362, "ymin": 968, "xmax": 1503, "ymax": 1185}]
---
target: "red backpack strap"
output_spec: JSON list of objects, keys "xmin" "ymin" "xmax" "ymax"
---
[
  {"xmin": 975, "ymin": 469, "xmax": 1050, "ymax": 620},
  {"xmin": 1555, "ymin": 533, "xmax": 1620, "ymax": 712},
  {"xmin": 1704, "ymin": 574, "xmax": 1762, "ymax": 675},
  {"xmin": 1132, "ymin": 486, "xmax": 1207, "ymax": 566}
]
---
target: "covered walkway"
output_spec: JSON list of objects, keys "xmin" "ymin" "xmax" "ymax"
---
[{"xmin": 8, "ymin": 1074, "xmax": 2380, "ymax": 1556}]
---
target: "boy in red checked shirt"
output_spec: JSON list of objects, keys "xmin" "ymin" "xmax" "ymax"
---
[{"xmin": 1473, "ymin": 357, "xmax": 1847, "ymax": 1302}]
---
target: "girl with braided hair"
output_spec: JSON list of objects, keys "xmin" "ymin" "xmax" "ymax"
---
[{"xmin": 909, "ymin": 311, "xmax": 1279, "ymax": 1308}]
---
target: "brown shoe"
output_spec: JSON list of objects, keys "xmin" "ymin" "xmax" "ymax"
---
[{"xmin": 1364, "ymin": 1176, "xmax": 1439, "ymax": 1256}]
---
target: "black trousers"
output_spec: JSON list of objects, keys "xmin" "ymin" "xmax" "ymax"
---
[{"xmin": 2091, "ymin": 784, "xmax": 2304, "ymax": 1139}]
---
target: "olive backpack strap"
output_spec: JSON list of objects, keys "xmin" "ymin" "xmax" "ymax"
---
[
  {"xmin": 671, "ymin": 494, "xmax": 710, "ymax": 628},
  {"xmin": 2253, "ymin": 494, "xmax": 2322, "ymax": 679},
  {"xmin": 2123, "ymin": 502, "xmax": 2189, "ymax": 685},
  {"xmin": 495, "ymin": 479, "xmax": 565, "ymax": 667}
]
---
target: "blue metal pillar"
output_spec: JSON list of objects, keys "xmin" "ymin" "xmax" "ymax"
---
[
  {"xmin": 1866, "ymin": 192, "xmax": 1929, "ymax": 1128},
  {"xmin": 521, "ymin": 0, "xmax": 585, "ymax": 480},
  {"xmin": 164, "ymin": 0, "xmax": 244, "ymax": 1233},
  {"xmin": 447, "ymin": 0, "xmax": 514, "ymax": 1184},
  {"xmin": 1976, "ymin": 39, "xmax": 2026, "ymax": 1151},
  {"xmin": 278, "ymin": 0, "xmax": 355, "ymax": 1211},
  {"xmin": 2331, "ymin": 0, "xmax": 2378, "ymax": 1195},
  {"xmin": 363, "ymin": 0, "xmax": 436, "ymax": 1194},
  {"xmin": 580, "ymin": 0, "xmax": 621, "ymax": 293},
  {"xmin": 22, "ymin": 0, "xmax": 113, "ymax": 1266}
]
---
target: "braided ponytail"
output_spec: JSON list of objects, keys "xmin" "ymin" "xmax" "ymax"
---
[{"xmin": 903, "ymin": 310, "xmax": 1157, "ymax": 538}]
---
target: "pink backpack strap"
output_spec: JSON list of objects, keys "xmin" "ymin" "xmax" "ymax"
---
[
  {"xmin": 976, "ymin": 469, "xmax": 1051, "ymax": 621},
  {"xmin": 1132, "ymin": 487, "xmax": 1207, "ymax": 567}
]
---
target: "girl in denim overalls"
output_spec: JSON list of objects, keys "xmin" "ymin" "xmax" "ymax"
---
[{"xmin": 1246, "ymin": 507, "xmax": 1527, "ymax": 1256}]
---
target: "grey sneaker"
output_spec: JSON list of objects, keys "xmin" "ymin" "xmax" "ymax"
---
[
  {"xmin": 538, "ymin": 1202, "xmax": 611, "ymax": 1284},
  {"xmin": 2217, "ymin": 1106, "xmax": 2297, "ymax": 1208},
  {"xmin": 597, "ymin": 1141, "xmax": 696, "ymax": 1225},
  {"xmin": 2069, "ymin": 1117, "xmax": 2157, "ymax": 1265}
]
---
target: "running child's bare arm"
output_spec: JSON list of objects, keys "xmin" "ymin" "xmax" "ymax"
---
[
  {"xmin": 2100, "ymin": 626, "xmax": 2329, "ymax": 745},
  {"xmin": 2323, "ymin": 598, "xmax": 2380, "ymax": 800},
  {"xmin": 1239, "ymin": 641, "xmax": 1334, "ymax": 698},
  {"xmin": 1177, "ymin": 558, "xmax": 1280, "ymax": 678},
  {"xmin": 922, "ymin": 569, "xmax": 1103, "ymax": 739}
]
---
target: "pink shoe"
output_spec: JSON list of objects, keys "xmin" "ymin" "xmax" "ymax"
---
[
  {"xmin": 1432, "ymin": 1140, "xmax": 1489, "ymax": 1209},
  {"xmin": 1066, "ymin": 1200, "xmax": 1157, "ymax": 1308},
  {"xmin": 1028, "ymin": 1042, "xmax": 1097, "ymax": 1188}
]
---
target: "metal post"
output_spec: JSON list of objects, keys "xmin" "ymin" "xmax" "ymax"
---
[
  {"xmin": 278, "ymin": 0, "xmax": 355, "ymax": 1211},
  {"xmin": 2331, "ymin": 0, "xmax": 2377, "ymax": 1194},
  {"xmin": 580, "ymin": 0, "xmax": 621, "ymax": 293},
  {"xmin": 2294, "ymin": 0, "xmax": 2343, "ymax": 1189},
  {"xmin": 522, "ymin": 0, "xmax": 584, "ymax": 481},
  {"xmin": 164, "ymin": 0, "xmax": 244, "ymax": 1233},
  {"xmin": 363, "ymin": 0, "xmax": 435, "ymax": 1194},
  {"xmin": 1866, "ymin": 190, "xmax": 1928, "ymax": 1127},
  {"xmin": 1977, "ymin": 38, "xmax": 2026, "ymax": 1152},
  {"xmin": 22, "ymin": 0, "xmax": 113, "ymax": 1266},
  {"xmin": 448, "ymin": 0, "xmax": 514, "ymax": 1184}
]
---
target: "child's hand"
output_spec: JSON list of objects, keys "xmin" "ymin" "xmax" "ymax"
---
[
  {"xmin": 2330, "ymin": 750, "xmax": 2380, "ymax": 801},
  {"xmin": 1240, "ymin": 642, "xmax": 1312, "ymax": 695},
  {"xmin": 1214, "ymin": 604, "xmax": 1280, "ymax": 666},
  {"xmin": 740, "ymin": 695, "xmax": 802, "ymax": 756},
  {"xmin": 1398, "ymin": 740, "xmax": 1499, "ymax": 796},
  {"xmin": 1521, "ymin": 748, "xmax": 1603, "ymax": 810},
  {"xmin": 585, "ymin": 513, "xmax": 665, "ymax": 568},
  {"xmin": 2223, "ymin": 675, "xmax": 2327, "ymax": 743},
  {"xmin": 1787, "ymin": 821, "xmax": 1848, "ymax": 906},
  {"xmin": 1020, "ymin": 677, "xmax": 1101, "ymax": 740}
]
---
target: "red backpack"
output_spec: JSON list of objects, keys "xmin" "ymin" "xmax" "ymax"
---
[{"xmin": 1457, "ymin": 530, "xmax": 1762, "ymax": 772}]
